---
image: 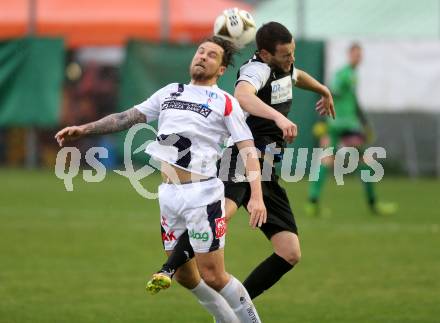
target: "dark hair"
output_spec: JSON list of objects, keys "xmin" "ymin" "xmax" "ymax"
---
[
  {"xmin": 204, "ymin": 36, "xmax": 238, "ymax": 67},
  {"xmin": 256, "ymin": 22, "xmax": 293, "ymax": 54}
]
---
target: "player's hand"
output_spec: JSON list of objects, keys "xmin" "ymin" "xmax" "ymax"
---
[
  {"xmin": 54, "ymin": 126, "xmax": 86, "ymax": 147},
  {"xmin": 247, "ymin": 196, "xmax": 267, "ymax": 229},
  {"xmin": 274, "ymin": 114, "xmax": 298, "ymax": 144},
  {"xmin": 316, "ymin": 88, "xmax": 335, "ymax": 119}
]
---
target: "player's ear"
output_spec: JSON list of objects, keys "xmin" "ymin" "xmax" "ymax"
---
[
  {"xmin": 259, "ymin": 49, "xmax": 271, "ymax": 61},
  {"xmin": 218, "ymin": 65, "xmax": 226, "ymax": 76}
]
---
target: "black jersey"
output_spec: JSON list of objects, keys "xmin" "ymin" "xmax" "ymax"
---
[
  {"xmin": 236, "ymin": 53, "xmax": 297, "ymax": 151},
  {"xmin": 218, "ymin": 55, "xmax": 299, "ymax": 241}
]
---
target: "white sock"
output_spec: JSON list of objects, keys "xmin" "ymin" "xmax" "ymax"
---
[
  {"xmin": 219, "ymin": 276, "xmax": 261, "ymax": 323},
  {"xmin": 190, "ymin": 279, "xmax": 239, "ymax": 323}
]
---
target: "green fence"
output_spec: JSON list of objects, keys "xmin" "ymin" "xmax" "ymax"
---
[{"xmin": 0, "ymin": 37, "xmax": 64, "ymax": 127}]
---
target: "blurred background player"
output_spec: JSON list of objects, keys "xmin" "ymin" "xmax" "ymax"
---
[
  {"xmin": 305, "ymin": 43, "xmax": 397, "ymax": 216},
  {"xmin": 147, "ymin": 22, "xmax": 335, "ymax": 302}
]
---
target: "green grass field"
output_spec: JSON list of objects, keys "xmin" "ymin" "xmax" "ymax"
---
[{"xmin": 1, "ymin": 169, "xmax": 439, "ymax": 323}]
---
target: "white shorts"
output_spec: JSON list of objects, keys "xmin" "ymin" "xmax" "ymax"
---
[{"xmin": 158, "ymin": 178, "xmax": 227, "ymax": 253}]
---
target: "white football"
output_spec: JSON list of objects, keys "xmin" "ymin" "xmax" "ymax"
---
[{"xmin": 214, "ymin": 8, "xmax": 257, "ymax": 48}]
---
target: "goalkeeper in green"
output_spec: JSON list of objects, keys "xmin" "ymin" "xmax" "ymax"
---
[{"xmin": 306, "ymin": 43, "xmax": 396, "ymax": 216}]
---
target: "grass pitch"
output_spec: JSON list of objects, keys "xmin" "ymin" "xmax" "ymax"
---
[{"xmin": 0, "ymin": 169, "xmax": 439, "ymax": 323}]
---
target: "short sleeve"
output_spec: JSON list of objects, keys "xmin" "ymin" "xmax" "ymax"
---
[
  {"xmin": 292, "ymin": 66, "xmax": 298, "ymax": 84},
  {"xmin": 236, "ymin": 61, "xmax": 271, "ymax": 92},
  {"xmin": 223, "ymin": 94, "xmax": 253, "ymax": 143},
  {"xmin": 134, "ymin": 88, "xmax": 163, "ymax": 122}
]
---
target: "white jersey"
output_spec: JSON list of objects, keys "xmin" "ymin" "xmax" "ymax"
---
[{"xmin": 135, "ymin": 83, "xmax": 253, "ymax": 177}]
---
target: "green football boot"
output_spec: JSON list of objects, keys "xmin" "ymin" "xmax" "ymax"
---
[{"xmin": 146, "ymin": 272, "xmax": 172, "ymax": 295}]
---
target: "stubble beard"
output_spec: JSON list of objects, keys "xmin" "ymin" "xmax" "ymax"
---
[
  {"xmin": 190, "ymin": 66, "xmax": 217, "ymax": 82},
  {"xmin": 191, "ymin": 70, "xmax": 208, "ymax": 81}
]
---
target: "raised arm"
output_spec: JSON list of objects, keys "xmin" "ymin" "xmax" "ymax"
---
[
  {"xmin": 295, "ymin": 69, "xmax": 336, "ymax": 119},
  {"xmin": 234, "ymin": 81, "xmax": 297, "ymax": 143},
  {"xmin": 55, "ymin": 107, "xmax": 146, "ymax": 147}
]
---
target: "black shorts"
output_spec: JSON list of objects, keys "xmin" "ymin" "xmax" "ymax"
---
[{"xmin": 224, "ymin": 178, "xmax": 298, "ymax": 240}]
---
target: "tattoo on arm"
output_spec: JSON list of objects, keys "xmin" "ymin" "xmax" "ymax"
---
[{"xmin": 82, "ymin": 108, "xmax": 147, "ymax": 135}]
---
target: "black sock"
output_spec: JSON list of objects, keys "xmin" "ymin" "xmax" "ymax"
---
[
  {"xmin": 161, "ymin": 230, "xmax": 194, "ymax": 277},
  {"xmin": 243, "ymin": 253, "xmax": 294, "ymax": 299}
]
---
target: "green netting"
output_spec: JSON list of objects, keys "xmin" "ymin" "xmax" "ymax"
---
[{"xmin": 0, "ymin": 37, "xmax": 64, "ymax": 127}]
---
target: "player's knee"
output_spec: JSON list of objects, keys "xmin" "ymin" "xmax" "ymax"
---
[
  {"xmin": 174, "ymin": 272, "xmax": 192, "ymax": 289},
  {"xmin": 290, "ymin": 248, "xmax": 302, "ymax": 265},
  {"xmin": 200, "ymin": 273, "xmax": 217, "ymax": 289},
  {"xmin": 281, "ymin": 247, "xmax": 301, "ymax": 266},
  {"xmin": 173, "ymin": 267, "xmax": 199, "ymax": 289},
  {"xmin": 199, "ymin": 269, "xmax": 227, "ymax": 291},
  {"xmin": 272, "ymin": 232, "xmax": 302, "ymax": 266}
]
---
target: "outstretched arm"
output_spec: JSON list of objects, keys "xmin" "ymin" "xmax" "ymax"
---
[
  {"xmin": 55, "ymin": 107, "xmax": 146, "ymax": 147},
  {"xmin": 295, "ymin": 69, "xmax": 336, "ymax": 119}
]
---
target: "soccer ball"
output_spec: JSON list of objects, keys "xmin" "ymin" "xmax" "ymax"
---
[{"xmin": 214, "ymin": 8, "xmax": 257, "ymax": 48}]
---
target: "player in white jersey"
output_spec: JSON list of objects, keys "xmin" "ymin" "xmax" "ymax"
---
[{"xmin": 55, "ymin": 36, "xmax": 266, "ymax": 323}]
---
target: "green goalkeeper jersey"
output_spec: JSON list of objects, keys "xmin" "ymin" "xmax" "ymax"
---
[{"xmin": 327, "ymin": 64, "xmax": 362, "ymax": 133}]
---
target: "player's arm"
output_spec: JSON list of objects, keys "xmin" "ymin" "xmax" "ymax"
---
[
  {"xmin": 224, "ymin": 94, "xmax": 267, "ymax": 227},
  {"xmin": 55, "ymin": 85, "xmax": 164, "ymax": 147},
  {"xmin": 235, "ymin": 139, "xmax": 267, "ymax": 228},
  {"xmin": 295, "ymin": 69, "xmax": 336, "ymax": 119},
  {"xmin": 55, "ymin": 108, "xmax": 146, "ymax": 147},
  {"xmin": 234, "ymin": 81, "xmax": 297, "ymax": 143}
]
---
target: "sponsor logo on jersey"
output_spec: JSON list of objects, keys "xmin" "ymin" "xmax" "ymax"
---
[
  {"xmin": 215, "ymin": 217, "xmax": 227, "ymax": 239},
  {"xmin": 205, "ymin": 90, "xmax": 219, "ymax": 100},
  {"xmin": 189, "ymin": 230, "xmax": 210, "ymax": 242},
  {"xmin": 169, "ymin": 91, "xmax": 182, "ymax": 98},
  {"xmin": 162, "ymin": 230, "xmax": 177, "ymax": 241},
  {"xmin": 162, "ymin": 100, "xmax": 212, "ymax": 118},
  {"xmin": 271, "ymin": 75, "xmax": 292, "ymax": 104}
]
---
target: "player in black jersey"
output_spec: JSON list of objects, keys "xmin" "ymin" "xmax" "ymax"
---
[{"xmin": 147, "ymin": 22, "xmax": 335, "ymax": 300}]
